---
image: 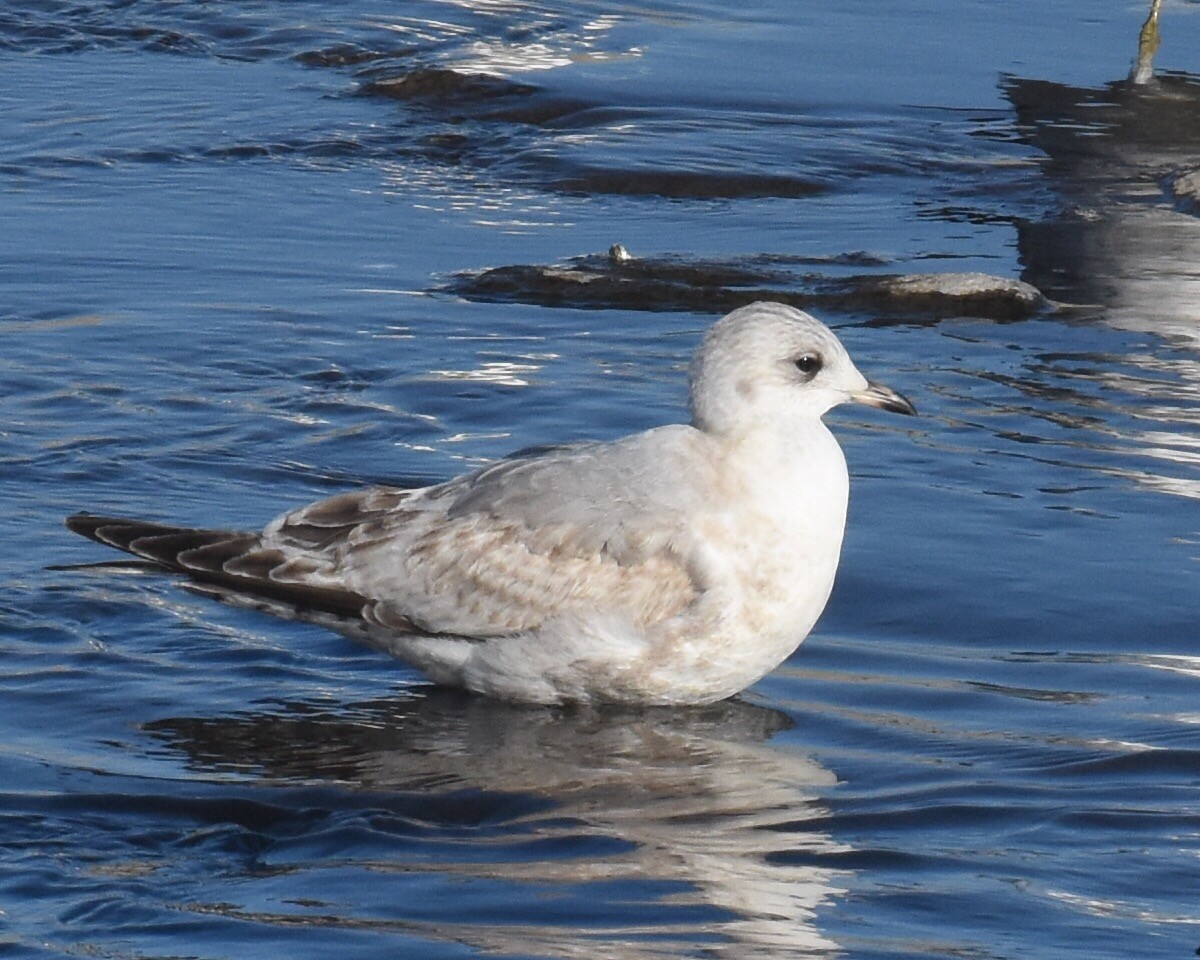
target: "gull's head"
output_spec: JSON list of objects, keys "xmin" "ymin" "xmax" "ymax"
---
[{"xmin": 689, "ymin": 302, "xmax": 915, "ymax": 434}]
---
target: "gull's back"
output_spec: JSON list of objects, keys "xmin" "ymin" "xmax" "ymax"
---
[{"xmin": 262, "ymin": 424, "xmax": 719, "ymax": 641}]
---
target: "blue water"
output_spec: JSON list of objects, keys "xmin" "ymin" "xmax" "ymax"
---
[{"xmin": 2, "ymin": 1, "xmax": 1198, "ymax": 957}]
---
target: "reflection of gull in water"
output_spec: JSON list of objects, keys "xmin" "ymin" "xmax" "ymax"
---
[
  {"xmin": 65, "ymin": 304, "xmax": 915, "ymax": 705},
  {"xmin": 147, "ymin": 690, "xmax": 847, "ymax": 959}
]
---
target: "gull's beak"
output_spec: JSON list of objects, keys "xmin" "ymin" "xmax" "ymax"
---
[{"xmin": 852, "ymin": 380, "xmax": 917, "ymax": 416}]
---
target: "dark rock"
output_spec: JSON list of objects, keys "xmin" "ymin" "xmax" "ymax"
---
[{"xmin": 444, "ymin": 250, "xmax": 1051, "ymax": 321}]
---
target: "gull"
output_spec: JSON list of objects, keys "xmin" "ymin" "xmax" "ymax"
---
[{"xmin": 65, "ymin": 302, "xmax": 915, "ymax": 705}]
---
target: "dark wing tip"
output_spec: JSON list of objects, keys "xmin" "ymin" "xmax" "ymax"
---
[
  {"xmin": 66, "ymin": 513, "xmax": 138, "ymax": 544},
  {"xmin": 65, "ymin": 512, "xmax": 246, "ymax": 560},
  {"xmin": 66, "ymin": 512, "xmax": 107, "ymax": 538},
  {"xmin": 65, "ymin": 513, "xmax": 174, "ymax": 552},
  {"xmin": 63, "ymin": 510, "xmax": 373, "ymax": 623}
]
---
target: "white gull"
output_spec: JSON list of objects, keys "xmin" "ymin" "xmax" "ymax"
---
[{"xmin": 66, "ymin": 302, "xmax": 915, "ymax": 705}]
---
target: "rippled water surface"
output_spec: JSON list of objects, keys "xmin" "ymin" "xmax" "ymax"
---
[{"xmin": 2, "ymin": 1, "xmax": 1199, "ymax": 957}]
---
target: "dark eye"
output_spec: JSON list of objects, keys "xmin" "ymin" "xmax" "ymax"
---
[{"xmin": 793, "ymin": 353, "xmax": 823, "ymax": 378}]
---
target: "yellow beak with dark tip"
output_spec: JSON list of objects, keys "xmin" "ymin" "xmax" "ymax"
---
[{"xmin": 853, "ymin": 381, "xmax": 917, "ymax": 416}]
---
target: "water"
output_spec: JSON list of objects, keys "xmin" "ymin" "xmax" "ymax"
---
[{"xmin": 1, "ymin": 1, "xmax": 1198, "ymax": 957}]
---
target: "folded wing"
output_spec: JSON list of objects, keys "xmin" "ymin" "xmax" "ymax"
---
[{"xmin": 76, "ymin": 425, "xmax": 715, "ymax": 640}]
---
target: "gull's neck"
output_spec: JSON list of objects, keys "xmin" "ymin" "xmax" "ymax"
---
[{"xmin": 702, "ymin": 407, "xmax": 839, "ymax": 455}]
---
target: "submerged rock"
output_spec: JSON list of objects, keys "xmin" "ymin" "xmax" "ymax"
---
[
  {"xmin": 361, "ymin": 67, "xmax": 538, "ymax": 102},
  {"xmin": 550, "ymin": 167, "xmax": 828, "ymax": 200},
  {"xmin": 445, "ymin": 249, "xmax": 1052, "ymax": 321},
  {"xmin": 295, "ymin": 45, "xmax": 408, "ymax": 68},
  {"xmin": 359, "ymin": 67, "xmax": 588, "ymax": 126}
]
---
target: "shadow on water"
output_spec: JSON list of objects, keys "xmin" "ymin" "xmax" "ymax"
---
[{"xmin": 20, "ymin": 689, "xmax": 845, "ymax": 958}]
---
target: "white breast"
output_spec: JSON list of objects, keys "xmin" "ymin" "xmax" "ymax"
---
[
  {"xmin": 734, "ymin": 421, "xmax": 848, "ymax": 632},
  {"xmin": 627, "ymin": 420, "xmax": 850, "ymax": 703}
]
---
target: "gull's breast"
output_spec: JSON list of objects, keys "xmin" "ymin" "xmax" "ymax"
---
[
  {"xmin": 720, "ymin": 423, "xmax": 851, "ymax": 642},
  {"xmin": 630, "ymin": 424, "xmax": 851, "ymax": 703}
]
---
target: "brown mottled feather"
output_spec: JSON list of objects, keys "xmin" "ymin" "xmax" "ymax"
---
[{"xmin": 66, "ymin": 513, "xmax": 370, "ymax": 620}]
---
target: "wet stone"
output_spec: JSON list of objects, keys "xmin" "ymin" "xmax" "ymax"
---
[
  {"xmin": 445, "ymin": 251, "xmax": 1052, "ymax": 321},
  {"xmin": 1172, "ymin": 170, "xmax": 1200, "ymax": 215},
  {"xmin": 817, "ymin": 272, "xmax": 1051, "ymax": 321}
]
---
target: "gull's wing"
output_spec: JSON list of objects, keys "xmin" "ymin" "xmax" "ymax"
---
[
  {"xmin": 63, "ymin": 513, "xmax": 374, "ymax": 627},
  {"xmin": 262, "ymin": 425, "xmax": 716, "ymax": 638}
]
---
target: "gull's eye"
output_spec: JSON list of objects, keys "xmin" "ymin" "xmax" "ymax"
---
[{"xmin": 793, "ymin": 353, "xmax": 823, "ymax": 379}]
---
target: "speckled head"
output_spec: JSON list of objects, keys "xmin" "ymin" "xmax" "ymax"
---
[{"xmin": 688, "ymin": 302, "xmax": 915, "ymax": 434}]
